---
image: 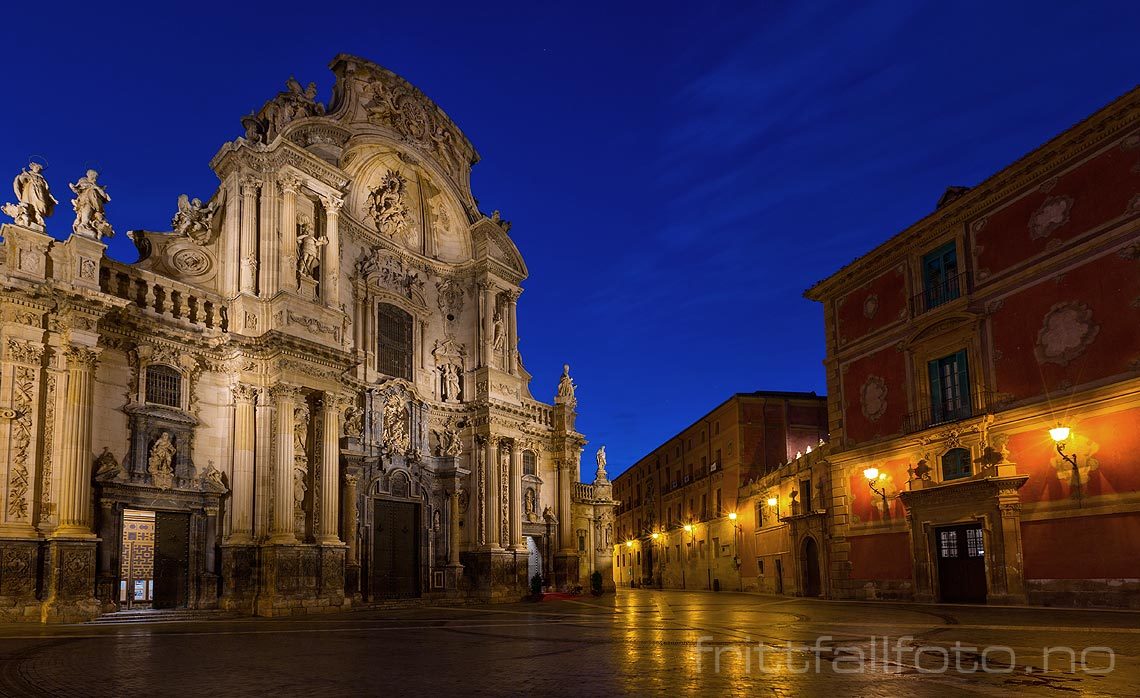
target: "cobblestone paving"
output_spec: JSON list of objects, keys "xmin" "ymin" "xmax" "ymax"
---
[{"xmin": 0, "ymin": 590, "xmax": 1135, "ymax": 696}]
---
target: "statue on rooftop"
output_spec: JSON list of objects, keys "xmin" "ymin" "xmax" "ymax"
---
[
  {"xmin": 69, "ymin": 169, "xmax": 113, "ymax": 239},
  {"xmin": 2, "ymin": 161, "xmax": 57, "ymax": 230},
  {"xmin": 172, "ymin": 194, "xmax": 218, "ymax": 244}
]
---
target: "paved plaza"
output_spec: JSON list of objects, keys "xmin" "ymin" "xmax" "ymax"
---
[{"xmin": 0, "ymin": 590, "xmax": 1134, "ymax": 696}]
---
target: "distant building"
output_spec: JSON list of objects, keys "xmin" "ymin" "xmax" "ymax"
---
[
  {"xmin": 612, "ymin": 392, "xmax": 826, "ymax": 591},
  {"xmin": 804, "ymin": 87, "xmax": 1140, "ymax": 607}
]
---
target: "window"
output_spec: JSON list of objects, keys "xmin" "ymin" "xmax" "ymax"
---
[
  {"xmin": 523, "ymin": 451, "xmax": 537, "ymax": 476},
  {"xmin": 800, "ymin": 479, "xmax": 812, "ymax": 512},
  {"xmin": 145, "ymin": 364, "xmax": 182, "ymax": 408},
  {"xmin": 941, "ymin": 448, "xmax": 972, "ymax": 481},
  {"xmin": 714, "ymin": 421, "xmax": 720, "ymax": 436},
  {"xmin": 758, "ymin": 558, "xmax": 764, "ymax": 575},
  {"xmin": 712, "ymin": 537, "xmax": 720, "ymax": 557},
  {"xmin": 377, "ymin": 303, "xmax": 413, "ymax": 380},
  {"xmin": 577, "ymin": 533, "xmax": 585, "ymax": 552},
  {"xmin": 939, "ymin": 530, "xmax": 958, "ymax": 558},
  {"xmin": 700, "ymin": 494, "xmax": 707, "ymax": 519},
  {"xmin": 966, "ymin": 528, "xmax": 984, "ymax": 557},
  {"xmin": 922, "ymin": 241, "xmax": 960, "ymax": 310},
  {"xmin": 715, "ymin": 489, "xmax": 722, "ymax": 516},
  {"xmin": 755, "ymin": 501, "xmax": 764, "ymax": 526},
  {"xmin": 928, "ymin": 350, "xmax": 970, "ymax": 424}
]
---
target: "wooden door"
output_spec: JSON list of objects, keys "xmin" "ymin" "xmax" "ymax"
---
[
  {"xmin": 372, "ymin": 500, "xmax": 420, "ymax": 599},
  {"xmin": 936, "ymin": 524, "xmax": 987, "ymax": 603},
  {"xmin": 153, "ymin": 512, "xmax": 190, "ymax": 609}
]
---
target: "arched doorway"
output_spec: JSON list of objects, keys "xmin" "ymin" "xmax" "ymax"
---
[{"xmin": 802, "ymin": 537, "xmax": 822, "ymax": 597}]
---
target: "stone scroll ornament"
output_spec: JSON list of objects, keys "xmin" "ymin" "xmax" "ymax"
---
[{"xmin": 2, "ymin": 160, "xmax": 57, "ymax": 230}]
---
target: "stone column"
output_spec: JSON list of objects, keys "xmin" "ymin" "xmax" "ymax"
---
[
  {"xmin": 509, "ymin": 444, "xmax": 522, "ymax": 549},
  {"xmin": 0, "ymin": 337, "xmax": 44, "ymax": 537},
  {"xmin": 487, "ymin": 437, "xmax": 501, "ymax": 549},
  {"xmin": 279, "ymin": 175, "xmax": 301, "ymax": 292},
  {"xmin": 480, "ymin": 282, "xmax": 494, "ymax": 368},
  {"xmin": 507, "ymin": 290, "xmax": 519, "ymax": 375},
  {"xmin": 253, "ymin": 387, "xmax": 275, "ymax": 541},
  {"xmin": 449, "ymin": 488, "xmax": 462, "ymax": 566},
  {"xmin": 222, "ymin": 176, "xmax": 242, "ymax": 297},
  {"xmin": 316, "ymin": 395, "xmax": 343, "ymax": 545},
  {"xmin": 558, "ymin": 456, "xmax": 574, "ymax": 552},
  {"xmin": 343, "ymin": 473, "xmax": 359, "ymax": 564},
  {"xmin": 228, "ymin": 384, "xmax": 257, "ymax": 543},
  {"xmin": 239, "ymin": 176, "xmax": 260, "ymax": 295},
  {"xmin": 320, "ymin": 194, "xmax": 343, "ymax": 309},
  {"xmin": 258, "ymin": 177, "xmax": 279, "ymax": 298},
  {"xmin": 269, "ymin": 385, "xmax": 300, "ymax": 544},
  {"xmin": 54, "ymin": 345, "xmax": 100, "ymax": 538}
]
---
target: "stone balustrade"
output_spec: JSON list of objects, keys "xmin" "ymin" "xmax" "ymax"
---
[{"xmin": 99, "ymin": 260, "xmax": 229, "ymax": 332}]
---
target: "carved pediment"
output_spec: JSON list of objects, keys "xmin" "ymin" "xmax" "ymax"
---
[
  {"xmin": 903, "ymin": 312, "xmax": 977, "ymax": 349},
  {"xmin": 471, "ymin": 218, "xmax": 527, "ymax": 280},
  {"xmin": 355, "ymin": 247, "xmax": 425, "ymax": 302}
]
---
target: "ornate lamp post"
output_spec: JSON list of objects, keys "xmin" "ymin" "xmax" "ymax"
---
[
  {"xmin": 650, "ymin": 531, "xmax": 662, "ymax": 588},
  {"xmin": 728, "ymin": 511, "xmax": 742, "ymax": 591},
  {"xmin": 862, "ymin": 467, "xmax": 890, "ymax": 520},
  {"xmin": 682, "ymin": 523, "xmax": 696, "ymax": 590},
  {"xmin": 767, "ymin": 496, "xmax": 782, "ymax": 523},
  {"xmin": 1050, "ymin": 426, "xmax": 1082, "ymax": 505},
  {"xmin": 625, "ymin": 540, "xmax": 635, "ymax": 589}
]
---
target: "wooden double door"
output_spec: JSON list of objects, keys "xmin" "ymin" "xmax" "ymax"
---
[
  {"xmin": 936, "ymin": 523, "xmax": 987, "ymax": 603},
  {"xmin": 371, "ymin": 500, "xmax": 421, "ymax": 599}
]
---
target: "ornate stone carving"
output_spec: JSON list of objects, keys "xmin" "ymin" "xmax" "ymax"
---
[
  {"xmin": 499, "ymin": 445, "xmax": 510, "ymax": 545},
  {"xmin": 243, "ymin": 77, "xmax": 326, "ymax": 142},
  {"xmin": 170, "ymin": 247, "xmax": 212, "ymax": 276},
  {"xmin": 172, "ymin": 194, "xmax": 218, "ymax": 244},
  {"xmin": 555, "ymin": 363, "xmax": 576, "ymax": 407},
  {"xmin": 366, "ymin": 169, "xmax": 412, "ymax": 239},
  {"xmin": 859, "ymin": 375, "xmax": 888, "ymax": 422},
  {"xmin": 382, "ymin": 397, "xmax": 410, "ymax": 454},
  {"xmin": 1028, "ymin": 195, "xmax": 1073, "ymax": 239},
  {"xmin": 343, "ymin": 404, "xmax": 364, "ymax": 439},
  {"xmin": 5, "ymin": 338, "xmax": 42, "ymax": 366},
  {"xmin": 6, "ymin": 366, "xmax": 34, "ymax": 521},
  {"xmin": 1035, "ymin": 301, "xmax": 1099, "ymax": 366},
  {"xmin": 595, "ymin": 446, "xmax": 608, "ymax": 482},
  {"xmin": 435, "ymin": 277, "xmax": 465, "ymax": 319},
  {"xmin": 296, "ymin": 214, "xmax": 327, "ymax": 279},
  {"xmin": 355, "ymin": 248, "xmax": 423, "ymax": 298},
  {"xmin": 94, "ymin": 447, "xmax": 124, "ymax": 481},
  {"xmin": 148, "ymin": 432, "xmax": 176, "ymax": 490},
  {"xmin": 432, "ymin": 417, "xmax": 463, "ymax": 458},
  {"xmin": 863, "ymin": 294, "xmax": 879, "ymax": 319},
  {"xmin": 69, "ymin": 169, "xmax": 114, "ymax": 239},
  {"xmin": 2, "ymin": 161, "xmax": 57, "ymax": 230}
]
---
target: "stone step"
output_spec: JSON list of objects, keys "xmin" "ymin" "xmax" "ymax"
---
[{"xmin": 87, "ymin": 609, "xmax": 241, "ymax": 625}]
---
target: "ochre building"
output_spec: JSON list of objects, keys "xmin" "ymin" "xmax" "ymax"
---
[
  {"xmin": 804, "ymin": 87, "xmax": 1140, "ymax": 607},
  {"xmin": 0, "ymin": 54, "xmax": 615, "ymax": 622}
]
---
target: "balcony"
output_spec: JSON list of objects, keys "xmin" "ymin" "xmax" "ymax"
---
[
  {"xmin": 902, "ymin": 391, "xmax": 995, "ymax": 434},
  {"xmin": 910, "ymin": 272, "xmax": 967, "ymax": 316}
]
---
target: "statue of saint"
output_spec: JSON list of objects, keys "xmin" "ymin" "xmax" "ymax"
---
[
  {"xmin": 556, "ymin": 364, "xmax": 576, "ymax": 406},
  {"xmin": 595, "ymin": 446, "xmax": 608, "ymax": 482},
  {"xmin": 3, "ymin": 161, "xmax": 57, "ymax": 230},
  {"xmin": 492, "ymin": 313, "xmax": 505, "ymax": 352},
  {"xmin": 296, "ymin": 215, "xmax": 327, "ymax": 278},
  {"xmin": 443, "ymin": 364, "xmax": 461, "ymax": 402},
  {"xmin": 69, "ymin": 169, "xmax": 114, "ymax": 239},
  {"xmin": 343, "ymin": 405, "xmax": 364, "ymax": 440},
  {"xmin": 148, "ymin": 432, "xmax": 176, "ymax": 475},
  {"xmin": 524, "ymin": 488, "xmax": 536, "ymax": 516},
  {"xmin": 172, "ymin": 194, "xmax": 218, "ymax": 244},
  {"xmin": 201, "ymin": 461, "xmax": 226, "ymax": 491}
]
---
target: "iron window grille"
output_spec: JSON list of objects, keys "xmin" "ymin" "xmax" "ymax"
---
[
  {"xmin": 144, "ymin": 364, "xmax": 182, "ymax": 408},
  {"xmin": 377, "ymin": 303, "xmax": 413, "ymax": 380}
]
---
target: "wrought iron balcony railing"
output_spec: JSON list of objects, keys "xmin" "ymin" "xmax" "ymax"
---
[
  {"xmin": 902, "ymin": 390, "xmax": 996, "ymax": 434},
  {"xmin": 910, "ymin": 272, "xmax": 967, "ymax": 316}
]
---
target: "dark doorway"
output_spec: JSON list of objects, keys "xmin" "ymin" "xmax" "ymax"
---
[
  {"xmin": 152, "ymin": 511, "xmax": 191, "ymax": 609},
  {"xmin": 372, "ymin": 499, "xmax": 420, "ymax": 599},
  {"xmin": 936, "ymin": 523, "xmax": 987, "ymax": 603},
  {"xmin": 802, "ymin": 537, "xmax": 822, "ymax": 597},
  {"xmin": 775, "ymin": 558, "xmax": 784, "ymax": 595}
]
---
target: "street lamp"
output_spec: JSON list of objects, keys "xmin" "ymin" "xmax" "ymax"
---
[
  {"xmin": 650, "ymin": 531, "xmax": 662, "ymax": 588},
  {"xmin": 766, "ymin": 496, "xmax": 781, "ymax": 522},
  {"xmin": 681, "ymin": 523, "xmax": 695, "ymax": 590},
  {"xmin": 863, "ymin": 467, "xmax": 890, "ymax": 520},
  {"xmin": 1050, "ymin": 426, "xmax": 1082, "ymax": 505},
  {"xmin": 727, "ymin": 512, "xmax": 742, "ymax": 591}
]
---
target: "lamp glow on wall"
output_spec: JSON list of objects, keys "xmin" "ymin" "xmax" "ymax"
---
[
  {"xmin": 863, "ymin": 467, "xmax": 890, "ymax": 520},
  {"xmin": 1050, "ymin": 425, "xmax": 1082, "ymax": 505},
  {"xmin": 766, "ymin": 495, "xmax": 782, "ymax": 522}
]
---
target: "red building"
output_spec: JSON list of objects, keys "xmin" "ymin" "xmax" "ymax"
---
[{"xmin": 805, "ymin": 87, "xmax": 1140, "ymax": 607}]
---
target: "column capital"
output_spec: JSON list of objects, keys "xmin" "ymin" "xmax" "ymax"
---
[
  {"xmin": 239, "ymin": 175, "xmax": 262, "ymax": 195},
  {"xmin": 279, "ymin": 174, "xmax": 304, "ymax": 194},
  {"xmin": 269, "ymin": 383, "xmax": 304, "ymax": 403},
  {"xmin": 64, "ymin": 344, "xmax": 101, "ymax": 369},
  {"xmin": 231, "ymin": 383, "xmax": 258, "ymax": 405},
  {"xmin": 318, "ymin": 192, "xmax": 345, "ymax": 214}
]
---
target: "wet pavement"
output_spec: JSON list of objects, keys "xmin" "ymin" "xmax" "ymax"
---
[{"xmin": 0, "ymin": 589, "xmax": 1135, "ymax": 696}]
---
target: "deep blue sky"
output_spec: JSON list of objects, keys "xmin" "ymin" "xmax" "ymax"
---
[{"xmin": 3, "ymin": 2, "xmax": 1137, "ymax": 480}]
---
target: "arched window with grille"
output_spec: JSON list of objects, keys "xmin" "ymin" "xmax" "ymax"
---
[
  {"xmin": 941, "ymin": 448, "xmax": 972, "ymax": 481},
  {"xmin": 377, "ymin": 303, "xmax": 413, "ymax": 380},
  {"xmin": 523, "ymin": 450, "xmax": 537, "ymax": 476},
  {"xmin": 145, "ymin": 364, "xmax": 183, "ymax": 408}
]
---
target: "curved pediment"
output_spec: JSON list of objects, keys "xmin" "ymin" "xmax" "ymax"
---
[
  {"xmin": 903, "ymin": 312, "xmax": 979, "ymax": 349},
  {"xmin": 471, "ymin": 217, "xmax": 528, "ymax": 282}
]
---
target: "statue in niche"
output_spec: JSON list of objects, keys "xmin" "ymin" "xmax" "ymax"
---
[
  {"xmin": 492, "ymin": 313, "xmax": 505, "ymax": 353},
  {"xmin": 525, "ymin": 488, "xmax": 536, "ymax": 518},
  {"xmin": 148, "ymin": 432, "xmax": 176, "ymax": 489},
  {"xmin": 382, "ymin": 398, "xmax": 410, "ymax": 453},
  {"xmin": 440, "ymin": 418, "xmax": 462, "ymax": 458},
  {"xmin": 3, "ymin": 161, "xmax": 57, "ymax": 230},
  {"xmin": 293, "ymin": 405, "xmax": 310, "ymax": 522},
  {"xmin": 595, "ymin": 446, "xmax": 608, "ymax": 482},
  {"xmin": 172, "ymin": 194, "xmax": 218, "ymax": 244},
  {"xmin": 296, "ymin": 214, "xmax": 327, "ymax": 278},
  {"xmin": 441, "ymin": 363, "xmax": 461, "ymax": 403},
  {"xmin": 69, "ymin": 169, "xmax": 113, "ymax": 239},
  {"xmin": 367, "ymin": 170, "xmax": 411, "ymax": 238},
  {"xmin": 556, "ymin": 364, "xmax": 576, "ymax": 405},
  {"xmin": 343, "ymin": 404, "xmax": 364, "ymax": 440}
]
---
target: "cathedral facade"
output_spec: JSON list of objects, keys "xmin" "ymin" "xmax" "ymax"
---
[{"xmin": 0, "ymin": 54, "xmax": 615, "ymax": 622}]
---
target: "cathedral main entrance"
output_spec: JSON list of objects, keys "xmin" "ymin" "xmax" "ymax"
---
[
  {"xmin": 118, "ymin": 509, "xmax": 191, "ymax": 610},
  {"xmin": 371, "ymin": 499, "xmax": 421, "ymax": 599}
]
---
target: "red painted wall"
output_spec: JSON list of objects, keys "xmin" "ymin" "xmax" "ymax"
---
[
  {"xmin": 849, "ymin": 532, "xmax": 912, "ymax": 580},
  {"xmin": 973, "ymin": 131, "xmax": 1140, "ymax": 280},
  {"xmin": 841, "ymin": 346, "xmax": 907, "ymax": 442},
  {"xmin": 835, "ymin": 264, "xmax": 908, "ymax": 348},
  {"xmin": 1011, "ymin": 407, "xmax": 1140, "ymax": 504},
  {"xmin": 991, "ymin": 251, "xmax": 1140, "ymax": 401},
  {"xmin": 849, "ymin": 457, "xmax": 909, "ymax": 523},
  {"xmin": 1023, "ymin": 513, "xmax": 1140, "ymax": 579}
]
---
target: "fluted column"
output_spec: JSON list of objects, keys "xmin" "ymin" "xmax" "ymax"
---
[
  {"xmin": 558, "ymin": 456, "xmax": 574, "ymax": 552},
  {"xmin": 222, "ymin": 176, "xmax": 242, "ymax": 297},
  {"xmin": 316, "ymin": 395, "xmax": 343, "ymax": 545},
  {"xmin": 269, "ymin": 384, "xmax": 300, "ymax": 544},
  {"xmin": 253, "ymin": 387, "xmax": 275, "ymax": 541},
  {"xmin": 480, "ymin": 282, "xmax": 494, "ymax": 368},
  {"xmin": 448, "ymin": 488, "xmax": 462, "ymax": 565},
  {"xmin": 509, "ymin": 443, "xmax": 522, "ymax": 549},
  {"xmin": 258, "ymin": 177, "xmax": 279, "ymax": 297},
  {"xmin": 506, "ymin": 290, "xmax": 519, "ymax": 375},
  {"xmin": 228, "ymin": 384, "xmax": 257, "ymax": 543},
  {"xmin": 279, "ymin": 175, "xmax": 301, "ymax": 292},
  {"xmin": 239, "ymin": 176, "xmax": 260, "ymax": 295},
  {"xmin": 54, "ymin": 345, "xmax": 100, "ymax": 538},
  {"xmin": 320, "ymin": 194, "xmax": 343, "ymax": 309}
]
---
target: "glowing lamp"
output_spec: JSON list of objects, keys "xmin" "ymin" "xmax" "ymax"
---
[
  {"xmin": 683, "ymin": 524, "xmax": 693, "ymax": 533},
  {"xmin": 651, "ymin": 532, "xmax": 660, "ymax": 540},
  {"xmin": 766, "ymin": 497, "xmax": 778, "ymax": 507},
  {"xmin": 1049, "ymin": 426, "xmax": 1071, "ymax": 443},
  {"xmin": 863, "ymin": 467, "xmax": 880, "ymax": 481},
  {"xmin": 625, "ymin": 540, "xmax": 634, "ymax": 548},
  {"xmin": 728, "ymin": 512, "xmax": 737, "ymax": 521}
]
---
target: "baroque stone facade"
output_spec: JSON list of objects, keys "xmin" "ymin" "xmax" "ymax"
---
[{"xmin": 0, "ymin": 54, "xmax": 614, "ymax": 622}]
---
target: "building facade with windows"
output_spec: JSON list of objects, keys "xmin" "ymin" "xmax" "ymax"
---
[
  {"xmin": 611, "ymin": 391, "xmax": 826, "ymax": 591},
  {"xmin": 804, "ymin": 87, "xmax": 1140, "ymax": 607},
  {"xmin": 0, "ymin": 54, "xmax": 614, "ymax": 623}
]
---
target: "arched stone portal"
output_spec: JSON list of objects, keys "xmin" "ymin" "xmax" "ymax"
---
[{"xmin": 802, "ymin": 537, "xmax": 822, "ymax": 598}]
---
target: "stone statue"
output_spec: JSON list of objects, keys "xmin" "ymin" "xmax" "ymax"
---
[
  {"xmin": 383, "ymin": 398, "xmax": 410, "ymax": 453},
  {"xmin": 201, "ymin": 460, "xmax": 226, "ymax": 491},
  {"xmin": 556, "ymin": 364, "xmax": 576, "ymax": 405},
  {"xmin": 172, "ymin": 194, "xmax": 218, "ymax": 244},
  {"xmin": 294, "ymin": 405, "xmax": 309, "ymax": 454},
  {"xmin": 367, "ymin": 170, "xmax": 410, "ymax": 238},
  {"xmin": 442, "ymin": 363, "xmax": 461, "ymax": 402},
  {"xmin": 542, "ymin": 505, "xmax": 556, "ymax": 523},
  {"xmin": 293, "ymin": 464, "xmax": 308, "ymax": 509},
  {"xmin": 443, "ymin": 419, "xmax": 462, "ymax": 458},
  {"xmin": 94, "ymin": 447, "xmax": 122, "ymax": 481},
  {"xmin": 524, "ymin": 488, "xmax": 536, "ymax": 516},
  {"xmin": 492, "ymin": 313, "xmax": 505, "ymax": 352},
  {"xmin": 296, "ymin": 215, "xmax": 327, "ymax": 278},
  {"xmin": 148, "ymin": 432, "xmax": 176, "ymax": 488},
  {"xmin": 3, "ymin": 161, "xmax": 57, "ymax": 230},
  {"xmin": 343, "ymin": 404, "xmax": 364, "ymax": 440},
  {"xmin": 69, "ymin": 169, "xmax": 114, "ymax": 239},
  {"xmin": 490, "ymin": 209, "xmax": 512, "ymax": 233},
  {"xmin": 595, "ymin": 446, "xmax": 608, "ymax": 482}
]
